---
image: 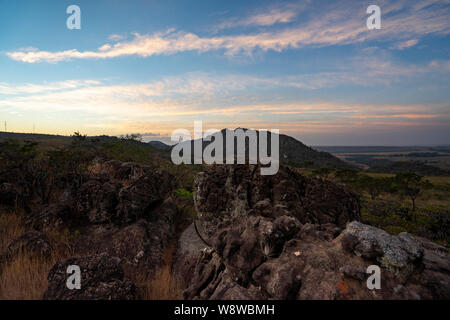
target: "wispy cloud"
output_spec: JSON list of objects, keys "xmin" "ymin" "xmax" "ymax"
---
[
  {"xmin": 7, "ymin": 0, "xmax": 450, "ymax": 63},
  {"xmin": 1, "ymin": 67, "xmax": 448, "ymax": 137},
  {"xmin": 108, "ymin": 34, "xmax": 127, "ymax": 42},
  {"xmin": 215, "ymin": 3, "xmax": 303, "ymax": 31},
  {"xmin": 391, "ymin": 39, "xmax": 419, "ymax": 50},
  {"xmin": 0, "ymin": 80, "xmax": 101, "ymax": 95}
]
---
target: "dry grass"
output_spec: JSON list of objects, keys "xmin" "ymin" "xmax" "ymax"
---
[
  {"xmin": 137, "ymin": 263, "xmax": 184, "ymax": 300},
  {"xmin": 0, "ymin": 210, "xmax": 26, "ymax": 253},
  {"xmin": 0, "ymin": 252, "xmax": 61, "ymax": 300},
  {"xmin": 0, "ymin": 209, "xmax": 71, "ymax": 300},
  {"xmin": 0, "ymin": 208, "xmax": 184, "ymax": 300},
  {"xmin": 130, "ymin": 241, "xmax": 183, "ymax": 300}
]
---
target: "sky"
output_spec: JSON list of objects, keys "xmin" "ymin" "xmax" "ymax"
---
[{"xmin": 0, "ymin": 0, "xmax": 449, "ymax": 146}]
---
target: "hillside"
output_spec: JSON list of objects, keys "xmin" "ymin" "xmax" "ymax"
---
[
  {"xmin": 170, "ymin": 128, "xmax": 350, "ymax": 169},
  {"xmin": 0, "ymin": 130, "xmax": 349, "ymax": 169}
]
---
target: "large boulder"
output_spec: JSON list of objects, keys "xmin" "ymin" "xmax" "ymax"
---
[
  {"xmin": 174, "ymin": 223, "xmax": 209, "ymax": 286},
  {"xmin": 194, "ymin": 164, "xmax": 360, "ymax": 238},
  {"xmin": 24, "ymin": 162, "xmax": 178, "ymax": 278},
  {"xmin": 26, "ymin": 166, "xmax": 176, "ymax": 229},
  {"xmin": 341, "ymin": 221, "xmax": 424, "ymax": 274},
  {"xmin": 44, "ymin": 253, "xmax": 136, "ymax": 300},
  {"xmin": 74, "ymin": 199, "xmax": 178, "ymax": 274},
  {"xmin": 76, "ymin": 179, "xmax": 122, "ymax": 224},
  {"xmin": 116, "ymin": 170, "xmax": 175, "ymax": 225}
]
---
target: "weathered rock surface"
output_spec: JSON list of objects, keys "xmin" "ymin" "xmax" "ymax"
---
[
  {"xmin": 194, "ymin": 164, "xmax": 360, "ymax": 238},
  {"xmin": 174, "ymin": 223, "xmax": 208, "ymax": 286},
  {"xmin": 44, "ymin": 253, "xmax": 136, "ymax": 300},
  {"xmin": 342, "ymin": 221, "xmax": 424, "ymax": 273},
  {"xmin": 180, "ymin": 165, "xmax": 450, "ymax": 300},
  {"xmin": 27, "ymin": 160, "xmax": 176, "ymax": 230},
  {"xmin": 26, "ymin": 160, "xmax": 178, "ymax": 280},
  {"xmin": 76, "ymin": 179, "xmax": 122, "ymax": 224},
  {"xmin": 116, "ymin": 170, "xmax": 175, "ymax": 225},
  {"xmin": 74, "ymin": 199, "xmax": 178, "ymax": 273},
  {"xmin": 184, "ymin": 220, "xmax": 450, "ymax": 300}
]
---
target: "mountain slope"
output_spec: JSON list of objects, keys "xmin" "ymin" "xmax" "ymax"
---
[{"xmin": 172, "ymin": 128, "xmax": 350, "ymax": 169}]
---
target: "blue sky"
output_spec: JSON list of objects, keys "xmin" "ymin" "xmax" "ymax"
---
[{"xmin": 0, "ymin": 0, "xmax": 449, "ymax": 145}]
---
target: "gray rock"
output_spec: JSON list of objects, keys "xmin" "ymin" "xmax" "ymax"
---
[
  {"xmin": 174, "ymin": 223, "xmax": 208, "ymax": 286},
  {"xmin": 342, "ymin": 221, "xmax": 424, "ymax": 273},
  {"xmin": 76, "ymin": 180, "xmax": 122, "ymax": 224},
  {"xmin": 44, "ymin": 253, "xmax": 136, "ymax": 300}
]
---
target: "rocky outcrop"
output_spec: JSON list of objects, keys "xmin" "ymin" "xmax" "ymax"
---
[
  {"xmin": 183, "ymin": 220, "xmax": 450, "ymax": 300},
  {"xmin": 27, "ymin": 161, "xmax": 176, "ymax": 230},
  {"xmin": 194, "ymin": 164, "xmax": 360, "ymax": 239},
  {"xmin": 174, "ymin": 223, "xmax": 211, "ymax": 286},
  {"xmin": 44, "ymin": 253, "xmax": 136, "ymax": 300},
  {"xmin": 342, "ymin": 222, "xmax": 424, "ymax": 274},
  {"xmin": 180, "ymin": 165, "xmax": 449, "ymax": 300},
  {"xmin": 25, "ymin": 160, "xmax": 178, "ymax": 282},
  {"xmin": 76, "ymin": 180, "xmax": 122, "ymax": 224},
  {"xmin": 116, "ymin": 170, "xmax": 175, "ymax": 225},
  {"xmin": 74, "ymin": 199, "xmax": 178, "ymax": 273}
]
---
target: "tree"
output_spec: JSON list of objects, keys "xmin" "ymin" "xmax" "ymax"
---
[
  {"xmin": 312, "ymin": 167, "xmax": 334, "ymax": 178},
  {"xmin": 394, "ymin": 172, "xmax": 430, "ymax": 215},
  {"xmin": 356, "ymin": 174, "xmax": 393, "ymax": 200}
]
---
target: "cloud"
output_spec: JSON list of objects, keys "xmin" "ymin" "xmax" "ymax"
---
[
  {"xmin": 392, "ymin": 39, "xmax": 419, "ymax": 50},
  {"xmin": 2, "ymin": 76, "xmax": 447, "ymax": 144},
  {"xmin": 6, "ymin": 0, "xmax": 450, "ymax": 63},
  {"xmin": 428, "ymin": 59, "xmax": 450, "ymax": 71},
  {"xmin": 1, "ymin": 51, "xmax": 447, "ymax": 111},
  {"xmin": 1, "ymin": 70, "xmax": 447, "ymax": 130},
  {"xmin": 215, "ymin": 4, "xmax": 303, "ymax": 31},
  {"xmin": 108, "ymin": 34, "xmax": 126, "ymax": 42},
  {"xmin": 0, "ymin": 80, "xmax": 101, "ymax": 95}
]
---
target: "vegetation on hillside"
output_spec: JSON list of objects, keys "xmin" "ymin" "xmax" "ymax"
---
[{"xmin": 309, "ymin": 167, "xmax": 449, "ymax": 245}]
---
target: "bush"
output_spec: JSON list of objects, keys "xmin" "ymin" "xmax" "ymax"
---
[
  {"xmin": 175, "ymin": 188, "xmax": 193, "ymax": 200},
  {"xmin": 361, "ymin": 198, "xmax": 449, "ymax": 245}
]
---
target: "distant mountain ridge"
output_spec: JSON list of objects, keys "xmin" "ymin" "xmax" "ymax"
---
[
  {"xmin": 0, "ymin": 130, "xmax": 349, "ymax": 169},
  {"xmin": 171, "ymin": 128, "xmax": 350, "ymax": 169},
  {"xmin": 147, "ymin": 140, "xmax": 172, "ymax": 151}
]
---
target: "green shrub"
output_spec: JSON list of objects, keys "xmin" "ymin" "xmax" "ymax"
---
[{"xmin": 175, "ymin": 188, "xmax": 193, "ymax": 200}]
